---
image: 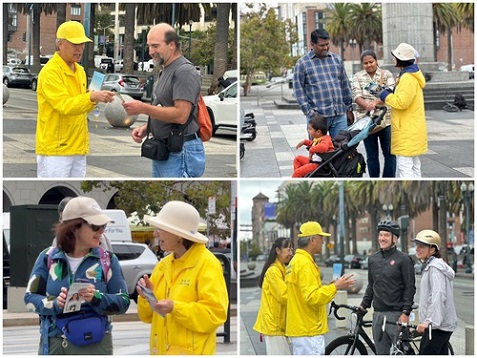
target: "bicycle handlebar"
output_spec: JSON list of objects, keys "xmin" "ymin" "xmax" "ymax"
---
[
  {"xmin": 382, "ymin": 315, "xmax": 432, "ymax": 340},
  {"xmin": 329, "ymin": 301, "xmax": 367, "ymax": 321}
]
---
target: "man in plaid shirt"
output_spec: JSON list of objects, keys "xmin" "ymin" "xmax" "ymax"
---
[{"xmin": 293, "ymin": 29, "xmax": 354, "ymax": 139}]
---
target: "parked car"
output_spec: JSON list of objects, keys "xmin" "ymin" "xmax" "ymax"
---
[
  {"xmin": 344, "ymin": 254, "xmax": 363, "ymax": 269},
  {"xmin": 101, "ymin": 73, "xmax": 145, "ymax": 100},
  {"xmin": 202, "ymin": 81, "xmax": 238, "ymax": 135},
  {"xmin": 6, "ymin": 58, "xmax": 22, "ymax": 66},
  {"xmin": 111, "ymin": 242, "xmax": 158, "ymax": 302},
  {"xmin": 99, "ymin": 57, "xmax": 114, "ymax": 73},
  {"xmin": 460, "ymin": 64, "xmax": 474, "ymax": 79},
  {"xmin": 325, "ymin": 254, "xmax": 341, "ymax": 267},
  {"xmin": 3, "ymin": 65, "xmax": 34, "ymax": 88}
]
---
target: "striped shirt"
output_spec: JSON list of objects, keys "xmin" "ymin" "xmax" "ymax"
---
[{"xmin": 293, "ymin": 51, "xmax": 352, "ymax": 118}]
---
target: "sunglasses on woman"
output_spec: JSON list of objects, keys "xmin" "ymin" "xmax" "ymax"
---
[{"xmin": 87, "ymin": 223, "xmax": 107, "ymax": 232}]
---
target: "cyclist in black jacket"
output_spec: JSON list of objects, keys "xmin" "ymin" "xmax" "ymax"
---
[{"xmin": 359, "ymin": 220, "xmax": 416, "ymax": 354}]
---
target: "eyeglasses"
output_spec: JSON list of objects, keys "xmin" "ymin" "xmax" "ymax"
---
[{"xmin": 87, "ymin": 223, "xmax": 107, "ymax": 232}]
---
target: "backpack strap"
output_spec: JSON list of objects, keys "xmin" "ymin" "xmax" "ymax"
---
[{"xmin": 46, "ymin": 246, "xmax": 111, "ymax": 283}]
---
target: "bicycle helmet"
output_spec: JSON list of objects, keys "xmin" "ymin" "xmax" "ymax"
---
[
  {"xmin": 413, "ymin": 229, "xmax": 441, "ymax": 251},
  {"xmin": 377, "ymin": 220, "xmax": 400, "ymax": 238}
]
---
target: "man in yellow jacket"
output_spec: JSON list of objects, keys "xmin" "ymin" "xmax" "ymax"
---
[
  {"xmin": 36, "ymin": 21, "xmax": 115, "ymax": 178},
  {"xmin": 286, "ymin": 221, "xmax": 355, "ymax": 355},
  {"xmin": 370, "ymin": 42, "xmax": 427, "ymax": 178}
]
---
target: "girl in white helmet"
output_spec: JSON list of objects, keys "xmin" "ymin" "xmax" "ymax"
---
[{"xmin": 413, "ymin": 229, "xmax": 457, "ymax": 355}]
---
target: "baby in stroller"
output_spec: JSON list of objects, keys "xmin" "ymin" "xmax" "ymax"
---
[{"xmin": 292, "ymin": 114, "xmax": 334, "ymax": 177}]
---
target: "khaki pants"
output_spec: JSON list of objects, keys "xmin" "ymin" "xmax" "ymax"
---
[{"xmin": 39, "ymin": 332, "xmax": 113, "ymax": 355}]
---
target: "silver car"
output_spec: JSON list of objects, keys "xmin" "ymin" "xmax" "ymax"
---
[
  {"xmin": 101, "ymin": 73, "xmax": 145, "ymax": 100},
  {"xmin": 3, "ymin": 66, "xmax": 34, "ymax": 88},
  {"xmin": 111, "ymin": 242, "xmax": 158, "ymax": 302}
]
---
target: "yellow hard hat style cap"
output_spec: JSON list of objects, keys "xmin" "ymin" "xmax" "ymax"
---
[
  {"xmin": 56, "ymin": 21, "xmax": 92, "ymax": 44},
  {"xmin": 298, "ymin": 221, "xmax": 331, "ymax": 237}
]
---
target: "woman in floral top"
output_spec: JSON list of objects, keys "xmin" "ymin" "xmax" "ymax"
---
[{"xmin": 352, "ymin": 50, "xmax": 396, "ymax": 177}]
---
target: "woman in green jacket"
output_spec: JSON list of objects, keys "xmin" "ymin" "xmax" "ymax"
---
[
  {"xmin": 253, "ymin": 237, "xmax": 294, "ymax": 355},
  {"xmin": 370, "ymin": 43, "xmax": 427, "ymax": 178}
]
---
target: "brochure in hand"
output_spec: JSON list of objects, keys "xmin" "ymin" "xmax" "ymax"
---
[
  {"xmin": 138, "ymin": 284, "xmax": 165, "ymax": 317},
  {"xmin": 63, "ymin": 283, "xmax": 90, "ymax": 313},
  {"xmin": 89, "ymin": 71, "xmax": 106, "ymax": 91}
]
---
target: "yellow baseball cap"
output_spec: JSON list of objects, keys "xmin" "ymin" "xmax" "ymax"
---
[
  {"xmin": 56, "ymin": 21, "xmax": 92, "ymax": 44},
  {"xmin": 298, "ymin": 221, "xmax": 331, "ymax": 237}
]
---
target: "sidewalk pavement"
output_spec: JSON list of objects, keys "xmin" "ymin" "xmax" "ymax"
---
[
  {"xmin": 240, "ymin": 84, "xmax": 474, "ymax": 178},
  {"xmin": 2, "ymin": 88, "xmax": 237, "ymax": 178},
  {"xmin": 3, "ymin": 301, "xmax": 238, "ymax": 354}
]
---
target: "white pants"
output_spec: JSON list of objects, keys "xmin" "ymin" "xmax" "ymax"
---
[
  {"xmin": 290, "ymin": 335, "xmax": 325, "ymax": 355},
  {"xmin": 37, "ymin": 155, "xmax": 86, "ymax": 178},
  {"xmin": 396, "ymin": 155, "xmax": 421, "ymax": 178},
  {"xmin": 263, "ymin": 335, "xmax": 291, "ymax": 355}
]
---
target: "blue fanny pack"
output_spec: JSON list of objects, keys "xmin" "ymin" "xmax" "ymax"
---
[{"xmin": 56, "ymin": 311, "xmax": 108, "ymax": 347}]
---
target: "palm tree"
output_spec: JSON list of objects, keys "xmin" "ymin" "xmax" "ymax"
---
[
  {"xmin": 455, "ymin": 3, "xmax": 474, "ymax": 32},
  {"xmin": 347, "ymin": 3, "xmax": 382, "ymax": 53},
  {"xmin": 325, "ymin": 3, "xmax": 351, "ymax": 59},
  {"xmin": 122, "ymin": 4, "xmax": 136, "ymax": 75},
  {"xmin": 433, "ymin": 3, "xmax": 460, "ymax": 70}
]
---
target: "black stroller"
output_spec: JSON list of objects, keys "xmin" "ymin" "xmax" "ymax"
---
[{"xmin": 305, "ymin": 106, "xmax": 387, "ymax": 177}]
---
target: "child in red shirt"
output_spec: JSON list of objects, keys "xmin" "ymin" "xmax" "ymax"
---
[{"xmin": 292, "ymin": 114, "xmax": 334, "ymax": 177}]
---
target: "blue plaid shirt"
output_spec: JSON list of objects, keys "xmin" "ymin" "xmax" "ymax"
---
[{"xmin": 293, "ymin": 51, "xmax": 353, "ymax": 119}]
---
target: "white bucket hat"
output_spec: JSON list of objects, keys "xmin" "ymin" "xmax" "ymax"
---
[
  {"xmin": 144, "ymin": 201, "xmax": 208, "ymax": 244},
  {"xmin": 391, "ymin": 43, "xmax": 416, "ymax": 61},
  {"xmin": 62, "ymin": 197, "xmax": 114, "ymax": 226}
]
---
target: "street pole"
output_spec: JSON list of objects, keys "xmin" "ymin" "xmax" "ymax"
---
[
  {"xmin": 461, "ymin": 182, "xmax": 474, "ymax": 274},
  {"xmin": 338, "ymin": 181, "xmax": 345, "ymax": 275}
]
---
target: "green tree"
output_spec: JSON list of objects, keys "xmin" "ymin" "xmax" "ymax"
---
[
  {"xmin": 455, "ymin": 3, "xmax": 474, "ymax": 32},
  {"xmin": 81, "ymin": 181, "xmax": 231, "ymax": 240},
  {"xmin": 347, "ymin": 3, "xmax": 382, "ymax": 53},
  {"xmin": 240, "ymin": 6, "xmax": 295, "ymax": 95},
  {"xmin": 325, "ymin": 3, "xmax": 352, "ymax": 59}
]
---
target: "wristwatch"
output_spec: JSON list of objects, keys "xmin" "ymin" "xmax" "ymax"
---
[{"xmin": 402, "ymin": 310, "xmax": 411, "ymax": 316}]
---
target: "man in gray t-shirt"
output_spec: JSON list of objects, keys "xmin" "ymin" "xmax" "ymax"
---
[{"xmin": 123, "ymin": 23, "xmax": 205, "ymax": 178}]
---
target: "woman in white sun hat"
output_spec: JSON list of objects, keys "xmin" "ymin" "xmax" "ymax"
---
[
  {"xmin": 367, "ymin": 42, "xmax": 427, "ymax": 178},
  {"xmin": 136, "ymin": 201, "xmax": 229, "ymax": 355}
]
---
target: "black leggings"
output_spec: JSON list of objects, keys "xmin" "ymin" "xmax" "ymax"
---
[{"xmin": 419, "ymin": 328, "xmax": 452, "ymax": 355}]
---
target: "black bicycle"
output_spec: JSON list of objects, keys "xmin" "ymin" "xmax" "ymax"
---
[{"xmin": 325, "ymin": 301, "xmax": 455, "ymax": 355}]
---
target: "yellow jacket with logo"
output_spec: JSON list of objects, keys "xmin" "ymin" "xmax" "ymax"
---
[
  {"xmin": 285, "ymin": 249, "xmax": 337, "ymax": 337},
  {"xmin": 380, "ymin": 65, "xmax": 427, "ymax": 156},
  {"xmin": 253, "ymin": 259, "xmax": 287, "ymax": 335},
  {"xmin": 137, "ymin": 243, "xmax": 229, "ymax": 355},
  {"xmin": 36, "ymin": 52, "xmax": 95, "ymax": 155}
]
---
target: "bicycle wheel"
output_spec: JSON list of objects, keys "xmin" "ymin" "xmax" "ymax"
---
[
  {"xmin": 447, "ymin": 342, "xmax": 454, "ymax": 355},
  {"xmin": 325, "ymin": 336, "xmax": 369, "ymax": 355},
  {"xmin": 443, "ymin": 104, "xmax": 459, "ymax": 112}
]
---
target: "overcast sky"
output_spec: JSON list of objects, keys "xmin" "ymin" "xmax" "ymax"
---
[{"xmin": 238, "ymin": 179, "xmax": 285, "ymax": 225}]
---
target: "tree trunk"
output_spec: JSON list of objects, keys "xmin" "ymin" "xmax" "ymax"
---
[
  {"xmin": 32, "ymin": 4, "xmax": 40, "ymax": 68},
  {"xmin": 3, "ymin": 3, "xmax": 8, "ymax": 64},
  {"xmin": 447, "ymin": 29, "xmax": 453, "ymax": 71},
  {"xmin": 123, "ymin": 4, "xmax": 136, "ymax": 74},
  {"xmin": 56, "ymin": 3, "xmax": 67, "ymax": 28},
  {"xmin": 208, "ymin": 3, "xmax": 230, "ymax": 94},
  {"xmin": 231, "ymin": 4, "xmax": 238, "ymax": 70}
]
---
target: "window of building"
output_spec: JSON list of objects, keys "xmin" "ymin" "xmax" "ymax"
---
[
  {"xmin": 71, "ymin": 5, "xmax": 81, "ymax": 16},
  {"xmin": 302, "ymin": 13, "xmax": 307, "ymax": 50}
]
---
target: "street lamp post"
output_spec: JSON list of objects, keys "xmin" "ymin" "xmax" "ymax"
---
[
  {"xmin": 461, "ymin": 182, "xmax": 474, "ymax": 274},
  {"xmin": 188, "ymin": 20, "xmax": 193, "ymax": 60},
  {"xmin": 349, "ymin": 39, "xmax": 357, "ymax": 73},
  {"xmin": 383, "ymin": 204, "xmax": 394, "ymax": 220}
]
